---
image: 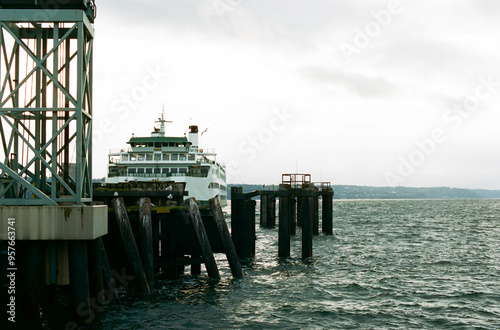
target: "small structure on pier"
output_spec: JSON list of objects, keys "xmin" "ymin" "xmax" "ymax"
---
[{"xmin": 230, "ymin": 174, "xmax": 334, "ymax": 260}]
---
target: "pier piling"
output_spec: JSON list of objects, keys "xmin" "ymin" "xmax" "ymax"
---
[
  {"xmin": 112, "ymin": 197, "xmax": 151, "ymax": 294},
  {"xmin": 278, "ymin": 184, "xmax": 292, "ymax": 258},
  {"xmin": 187, "ymin": 198, "xmax": 221, "ymax": 281},
  {"xmin": 68, "ymin": 240, "xmax": 92, "ymax": 323},
  {"xmin": 301, "ymin": 184, "xmax": 315, "ymax": 259},
  {"xmin": 313, "ymin": 188, "xmax": 319, "ymax": 235},
  {"xmin": 139, "ymin": 198, "xmax": 155, "ymax": 289},
  {"xmin": 99, "ymin": 238, "xmax": 119, "ymax": 300},
  {"xmin": 321, "ymin": 188, "xmax": 334, "ymax": 235},
  {"xmin": 290, "ymin": 197, "xmax": 297, "ymax": 235},
  {"xmin": 231, "ymin": 187, "xmax": 257, "ymax": 258},
  {"xmin": 191, "ymin": 255, "xmax": 202, "ymax": 275},
  {"xmin": 209, "ymin": 196, "xmax": 243, "ymax": 278},
  {"xmin": 24, "ymin": 241, "xmax": 44, "ymax": 320},
  {"xmin": 88, "ymin": 238, "xmax": 105, "ymax": 303},
  {"xmin": 260, "ymin": 191, "xmax": 276, "ymax": 228}
]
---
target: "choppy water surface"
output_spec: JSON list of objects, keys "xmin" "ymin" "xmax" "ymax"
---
[{"xmin": 95, "ymin": 199, "xmax": 500, "ymax": 329}]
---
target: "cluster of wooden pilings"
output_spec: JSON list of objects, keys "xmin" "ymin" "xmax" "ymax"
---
[
  {"xmin": 102, "ymin": 195, "xmax": 242, "ymax": 285},
  {"xmin": 231, "ymin": 181, "xmax": 334, "ymax": 259}
]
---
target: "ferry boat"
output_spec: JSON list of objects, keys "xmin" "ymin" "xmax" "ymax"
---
[{"xmin": 106, "ymin": 111, "xmax": 227, "ymax": 206}]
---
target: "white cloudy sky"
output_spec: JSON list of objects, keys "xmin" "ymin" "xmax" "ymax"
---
[{"xmin": 92, "ymin": 0, "xmax": 500, "ymax": 189}]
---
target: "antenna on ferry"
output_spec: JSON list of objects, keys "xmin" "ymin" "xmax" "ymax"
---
[{"xmin": 155, "ymin": 104, "xmax": 172, "ymax": 137}]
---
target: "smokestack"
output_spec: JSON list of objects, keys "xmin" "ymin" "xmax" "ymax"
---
[{"xmin": 188, "ymin": 125, "xmax": 199, "ymax": 149}]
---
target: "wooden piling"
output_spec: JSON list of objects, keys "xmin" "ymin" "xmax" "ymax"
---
[
  {"xmin": 139, "ymin": 197, "xmax": 154, "ymax": 289},
  {"xmin": 301, "ymin": 184, "xmax": 315, "ymax": 259},
  {"xmin": 209, "ymin": 196, "xmax": 243, "ymax": 278},
  {"xmin": 231, "ymin": 187, "xmax": 256, "ymax": 258},
  {"xmin": 160, "ymin": 215, "xmax": 168, "ymax": 270},
  {"xmin": 99, "ymin": 238, "xmax": 119, "ymax": 300},
  {"xmin": 152, "ymin": 213, "xmax": 161, "ymax": 274},
  {"xmin": 278, "ymin": 184, "xmax": 291, "ymax": 258},
  {"xmin": 260, "ymin": 192, "xmax": 276, "ymax": 228},
  {"xmin": 313, "ymin": 188, "xmax": 319, "ymax": 235},
  {"xmin": 296, "ymin": 196, "xmax": 303, "ymax": 227},
  {"xmin": 112, "ymin": 197, "xmax": 151, "ymax": 294},
  {"xmin": 68, "ymin": 240, "xmax": 92, "ymax": 323},
  {"xmin": 187, "ymin": 198, "xmax": 221, "ymax": 281},
  {"xmin": 321, "ymin": 188, "xmax": 334, "ymax": 235},
  {"xmin": 191, "ymin": 255, "xmax": 201, "ymax": 275}
]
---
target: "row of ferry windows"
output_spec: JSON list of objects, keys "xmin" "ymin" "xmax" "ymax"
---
[
  {"xmin": 123, "ymin": 153, "xmax": 196, "ymax": 162},
  {"xmin": 131, "ymin": 142, "xmax": 186, "ymax": 148},
  {"xmin": 127, "ymin": 167, "xmax": 188, "ymax": 174},
  {"xmin": 209, "ymin": 182, "xmax": 227, "ymax": 190}
]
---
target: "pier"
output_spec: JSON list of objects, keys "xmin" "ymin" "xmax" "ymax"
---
[
  {"xmin": 0, "ymin": 1, "xmax": 334, "ymax": 327},
  {"xmin": 231, "ymin": 174, "xmax": 334, "ymax": 260}
]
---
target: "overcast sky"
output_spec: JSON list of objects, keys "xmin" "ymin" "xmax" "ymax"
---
[{"xmin": 92, "ymin": 0, "xmax": 500, "ymax": 189}]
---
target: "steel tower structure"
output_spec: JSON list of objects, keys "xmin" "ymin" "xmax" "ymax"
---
[{"xmin": 0, "ymin": 1, "xmax": 96, "ymax": 205}]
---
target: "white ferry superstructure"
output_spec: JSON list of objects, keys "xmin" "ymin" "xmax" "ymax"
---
[{"xmin": 106, "ymin": 112, "xmax": 227, "ymax": 206}]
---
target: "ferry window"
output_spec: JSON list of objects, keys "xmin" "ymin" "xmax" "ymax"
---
[
  {"xmin": 179, "ymin": 168, "xmax": 187, "ymax": 174},
  {"xmin": 145, "ymin": 168, "xmax": 153, "ymax": 174},
  {"xmin": 179, "ymin": 154, "xmax": 186, "ymax": 161},
  {"xmin": 171, "ymin": 168, "xmax": 178, "ymax": 174},
  {"xmin": 138, "ymin": 154, "xmax": 145, "ymax": 161},
  {"xmin": 171, "ymin": 154, "xmax": 178, "ymax": 161},
  {"xmin": 201, "ymin": 167, "xmax": 209, "ymax": 176},
  {"xmin": 162, "ymin": 153, "xmax": 169, "ymax": 161},
  {"xmin": 146, "ymin": 154, "xmax": 153, "ymax": 161},
  {"xmin": 153, "ymin": 168, "xmax": 161, "ymax": 174},
  {"xmin": 154, "ymin": 142, "xmax": 161, "ymax": 148},
  {"xmin": 162, "ymin": 168, "xmax": 169, "ymax": 174},
  {"xmin": 121, "ymin": 154, "xmax": 128, "ymax": 161},
  {"xmin": 137, "ymin": 168, "xmax": 144, "ymax": 174},
  {"xmin": 147, "ymin": 142, "xmax": 153, "ymax": 147},
  {"xmin": 154, "ymin": 154, "xmax": 161, "ymax": 161},
  {"xmin": 130, "ymin": 154, "xmax": 137, "ymax": 161},
  {"xmin": 127, "ymin": 168, "xmax": 136, "ymax": 174},
  {"xmin": 169, "ymin": 142, "xmax": 175, "ymax": 147},
  {"xmin": 188, "ymin": 154, "xmax": 195, "ymax": 161}
]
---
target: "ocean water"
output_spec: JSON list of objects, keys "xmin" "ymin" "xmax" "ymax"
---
[{"xmin": 90, "ymin": 199, "xmax": 499, "ymax": 329}]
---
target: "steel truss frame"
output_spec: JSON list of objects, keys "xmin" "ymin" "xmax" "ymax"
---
[{"xmin": 0, "ymin": 10, "xmax": 93, "ymax": 205}]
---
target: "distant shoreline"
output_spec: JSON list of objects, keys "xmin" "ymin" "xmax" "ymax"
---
[{"xmin": 228, "ymin": 184, "xmax": 500, "ymax": 200}]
